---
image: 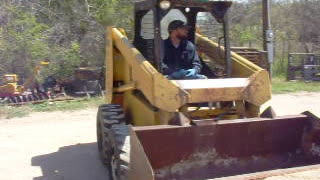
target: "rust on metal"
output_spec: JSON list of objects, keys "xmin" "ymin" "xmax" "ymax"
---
[
  {"xmin": 214, "ymin": 164, "xmax": 320, "ymax": 180},
  {"xmin": 132, "ymin": 114, "xmax": 320, "ymax": 180}
]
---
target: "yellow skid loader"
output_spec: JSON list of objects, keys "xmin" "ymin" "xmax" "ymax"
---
[
  {"xmin": 96, "ymin": 1, "xmax": 320, "ymax": 180},
  {"xmin": 0, "ymin": 61, "xmax": 49, "ymax": 105},
  {"xmin": 0, "ymin": 74, "xmax": 22, "ymax": 97}
]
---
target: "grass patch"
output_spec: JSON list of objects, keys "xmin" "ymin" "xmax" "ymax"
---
[
  {"xmin": 271, "ymin": 56, "xmax": 320, "ymax": 93},
  {"xmin": 0, "ymin": 105, "xmax": 31, "ymax": 119},
  {"xmin": 272, "ymin": 76, "xmax": 320, "ymax": 94},
  {"xmin": 30, "ymin": 97, "xmax": 104, "ymax": 112},
  {"xmin": 0, "ymin": 97, "xmax": 105, "ymax": 119}
]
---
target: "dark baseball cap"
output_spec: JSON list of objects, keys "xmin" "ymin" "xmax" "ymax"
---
[{"xmin": 168, "ymin": 20, "xmax": 190, "ymax": 32}]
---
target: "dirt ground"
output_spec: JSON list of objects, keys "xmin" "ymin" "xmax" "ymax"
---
[
  {"xmin": 0, "ymin": 92, "xmax": 319, "ymax": 180},
  {"xmin": 0, "ymin": 108, "xmax": 109, "ymax": 180},
  {"xmin": 269, "ymin": 92, "xmax": 320, "ymax": 117}
]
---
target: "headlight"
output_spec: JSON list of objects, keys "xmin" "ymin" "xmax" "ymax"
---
[{"xmin": 160, "ymin": 0, "xmax": 171, "ymax": 10}]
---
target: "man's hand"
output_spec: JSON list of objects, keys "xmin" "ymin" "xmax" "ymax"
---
[
  {"xmin": 168, "ymin": 69, "xmax": 187, "ymax": 79},
  {"xmin": 161, "ymin": 63, "xmax": 169, "ymax": 74},
  {"xmin": 186, "ymin": 69, "xmax": 197, "ymax": 77}
]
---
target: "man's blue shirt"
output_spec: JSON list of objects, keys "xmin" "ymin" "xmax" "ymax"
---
[{"xmin": 162, "ymin": 39, "xmax": 202, "ymax": 75}]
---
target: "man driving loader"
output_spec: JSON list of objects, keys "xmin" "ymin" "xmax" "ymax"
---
[{"xmin": 162, "ymin": 20, "xmax": 207, "ymax": 80}]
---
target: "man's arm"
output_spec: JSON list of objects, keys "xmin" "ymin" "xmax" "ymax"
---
[{"xmin": 188, "ymin": 42, "xmax": 202, "ymax": 73}]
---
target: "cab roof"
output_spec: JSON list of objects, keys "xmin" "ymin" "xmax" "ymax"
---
[{"xmin": 135, "ymin": 0, "xmax": 232, "ymax": 12}]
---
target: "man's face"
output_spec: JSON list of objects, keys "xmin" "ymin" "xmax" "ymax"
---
[{"xmin": 176, "ymin": 27, "xmax": 189, "ymax": 39}]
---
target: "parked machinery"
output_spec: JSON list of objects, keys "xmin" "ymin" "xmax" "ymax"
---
[
  {"xmin": 0, "ymin": 61, "xmax": 49, "ymax": 105},
  {"xmin": 231, "ymin": 47, "xmax": 269, "ymax": 70},
  {"xmin": 287, "ymin": 53, "xmax": 320, "ymax": 81},
  {"xmin": 62, "ymin": 67, "xmax": 104, "ymax": 97},
  {"xmin": 0, "ymin": 74, "xmax": 22, "ymax": 97}
]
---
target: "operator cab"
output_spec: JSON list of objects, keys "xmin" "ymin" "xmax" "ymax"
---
[
  {"xmin": 133, "ymin": 0, "xmax": 233, "ymax": 78},
  {"xmin": 3, "ymin": 74, "xmax": 18, "ymax": 84}
]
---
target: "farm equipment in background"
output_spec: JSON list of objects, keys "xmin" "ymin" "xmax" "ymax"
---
[
  {"xmin": 0, "ymin": 74, "xmax": 23, "ymax": 99},
  {"xmin": 0, "ymin": 74, "xmax": 49, "ymax": 105},
  {"xmin": 231, "ymin": 47, "xmax": 269, "ymax": 70},
  {"xmin": 63, "ymin": 67, "xmax": 104, "ymax": 97},
  {"xmin": 96, "ymin": 1, "xmax": 320, "ymax": 180},
  {"xmin": 0, "ymin": 61, "xmax": 50, "ymax": 105},
  {"xmin": 287, "ymin": 53, "xmax": 320, "ymax": 81}
]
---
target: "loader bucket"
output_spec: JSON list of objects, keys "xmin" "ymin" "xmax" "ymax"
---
[{"xmin": 129, "ymin": 113, "xmax": 320, "ymax": 180}]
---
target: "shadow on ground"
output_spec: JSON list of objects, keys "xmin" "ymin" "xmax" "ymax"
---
[{"xmin": 32, "ymin": 143, "xmax": 109, "ymax": 180}]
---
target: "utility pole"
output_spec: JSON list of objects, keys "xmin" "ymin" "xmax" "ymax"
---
[{"xmin": 262, "ymin": 0, "xmax": 274, "ymax": 77}]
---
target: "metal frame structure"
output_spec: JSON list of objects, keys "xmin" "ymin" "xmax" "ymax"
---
[{"xmin": 133, "ymin": 0, "xmax": 233, "ymax": 76}]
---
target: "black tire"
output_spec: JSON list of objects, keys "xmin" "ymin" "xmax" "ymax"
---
[{"xmin": 97, "ymin": 104, "xmax": 130, "ymax": 180}]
